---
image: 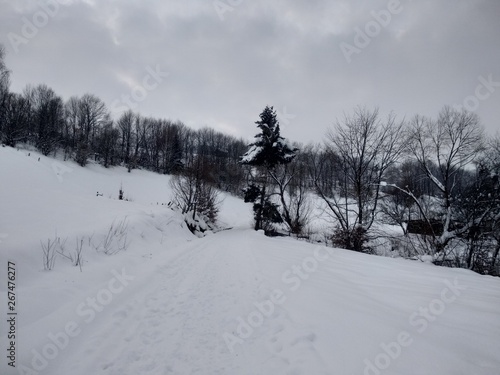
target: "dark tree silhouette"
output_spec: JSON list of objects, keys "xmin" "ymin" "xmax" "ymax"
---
[{"xmin": 240, "ymin": 106, "xmax": 297, "ymax": 232}]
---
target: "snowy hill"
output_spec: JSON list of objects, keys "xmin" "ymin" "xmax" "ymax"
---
[{"xmin": 1, "ymin": 146, "xmax": 499, "ymax": 375}]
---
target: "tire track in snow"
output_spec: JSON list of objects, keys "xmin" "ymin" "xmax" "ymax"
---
[
  {"xmin": 57, "ymin": 230, "xmax": 267, "ymax": 375},
  {"xmin": 55, "ymin": 229, "xmax": 332, "ymax": 375}
]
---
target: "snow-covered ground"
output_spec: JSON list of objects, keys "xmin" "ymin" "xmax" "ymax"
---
[{"xmin": 1, "ymin": 146, "xmax": 499, "ymax": 375}]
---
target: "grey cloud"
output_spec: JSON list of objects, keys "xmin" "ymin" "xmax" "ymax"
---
[{"xmin": 0, "ymin": 0, "xmax": 498, "ymax": 143}]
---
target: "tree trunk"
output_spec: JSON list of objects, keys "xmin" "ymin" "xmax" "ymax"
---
[
  {"xmin": 466, "ymin": 239, "xmax": 475, "ymax": 269},
  {"xmin": 255, "ymin": 183, "xmax": 266, "ymax": 231}
]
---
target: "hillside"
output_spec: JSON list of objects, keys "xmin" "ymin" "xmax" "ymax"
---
[{"xmin": 1, "ymin": 146, "xmax": 499, "ymax": 375}]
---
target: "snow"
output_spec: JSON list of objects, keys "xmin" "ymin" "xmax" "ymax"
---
[
  {"xmin": 240, "ymin": 145, "xmax": 262, "ymax": 164},
  {"xmin": 1, "ymin": 146, "xmax": 500, "ymax": 375}
]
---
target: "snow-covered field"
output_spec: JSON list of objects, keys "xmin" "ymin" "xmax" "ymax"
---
[{"xmin": 1, "ymin": 146, "xmax": 499, "ymax": 375}]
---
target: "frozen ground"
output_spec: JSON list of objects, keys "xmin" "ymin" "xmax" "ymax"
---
[{"xmin": 1, "ymin": 146, "xmax": 499, "ymax": 375}]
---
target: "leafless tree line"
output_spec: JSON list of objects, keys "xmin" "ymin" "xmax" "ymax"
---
[
  {"xmin": 2, "ymin": 46, "xmax": 499, "ymax": 274},
  {"xmin": 254, "ymin": 105, "xmax": 498, "ymax": 275},
  {"xmin": 303, "ymin": 106, "xmax": 499, "ymax": 275},
  {"xmin": 0, "ymin": 83, "xmax": 247, "ymax": 197}
]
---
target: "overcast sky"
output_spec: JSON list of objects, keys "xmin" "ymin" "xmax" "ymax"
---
[{"xmin": 1, "ymin": 0, "xmax": 499, "ymax": 143}]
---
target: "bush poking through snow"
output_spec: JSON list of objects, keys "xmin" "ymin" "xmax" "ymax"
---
[
  {"xmin": 170, "ymin": 169, "xmax": 221, "ymax": 233},
  {"xmin": 74, "ymin": 237, "xmax": 84, "ymax": 271},
  {"xmin": 40, "ymin": 219, "xmax": 131, "ymax": 271},
  {"xmin": 331, "ymin": 226, "xmax": 370, "ymax": 253},
  {"xmin": 96, "ymin": 218, "xmax": 131, "ymax": 255},
  {"xmin": 54, "ymin": 235, "xmax": 86, "ymax": 271},
  {"xmin": 41, "ymin": 236, "xmax": 59, "ymax": 270},
  {"xmin": 183, "ymin": 211, "xmax": 211, "ymax": 237}
]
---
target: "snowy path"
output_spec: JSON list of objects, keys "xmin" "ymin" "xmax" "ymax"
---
[
  {"xmin": 46, "ymin": 229, "xmax": 500, "ymax": 375},
  {"xmin": 53, "ymin": 230, "xmax": 253, "ymax": 374},
  {"xmin": 3, "ymin": 227, "xmax": 500, "ymax": 375},
  {"xmin": 54, "ymin": 229, "xmax": 326, "ymax": 375}
]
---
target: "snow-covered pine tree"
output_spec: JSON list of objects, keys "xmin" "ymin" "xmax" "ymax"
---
[
  {"xmin": 240, "ymin": 106, "xmax": 297, "ymax": 168},
  {"xmin": 240, "ymin": 106, "xmax": 297, "ymax": 232}
]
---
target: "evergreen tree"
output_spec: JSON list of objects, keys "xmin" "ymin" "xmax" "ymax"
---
[
  {"xmin": 241, "ymin": 106, "xmax": 296, "ymax": 168},
  {"xmin": 240, "ymin": 106, "xmax": 297, "ymax": 232}
]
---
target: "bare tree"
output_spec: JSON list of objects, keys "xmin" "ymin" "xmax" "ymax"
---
[
  {"xmin": 470, "ymin": 135, "xmax": 500, "ymax": 274},
  {"xmin": 25, "ymin": 84, "xmax": 65, "ymax": 155},
  {"xmin": 0, "ymin": 44, "xmax": 8, "ymax": 95},
  {"xmin": 61, "ymin": 94, "xmax": 110, "ymax": 165},
  {"xmin": 170, "ymin": 155, "xmax": 221, "ymax": 232},
  {"xmin": 117, "ymin": 110, "xmax": 137, "ymax": 171},
  {"xmin": 96, "ymin": 121, "xmax": 119, "ymax": 167},
  {"xmin": 2, "ymin": 93, "xmax": 30, "ymax": 147},
  {"xmin": 0, "ymin": 45, "xmax": 10, "ymax": 141},
  {"xmin": 314, "ymin": 107, "xmax": 406, "ymax": 251},
  {"xmin": 163, "ymin": 121, "xmax": 184, "ymax": 174},
  {"xmin": 269, "ymin": 146, "xmax": 312, "ymax": 235},
  {"xmin": 379, "ymin": 161, "xmax": 422, "ymax": 234},
  {"xmin": 78, "ymin": 94, "xmax": 109, "ymax": 148},
  {"xmin": 404, "ymin": 107, "xmax": 485, "ymax": 257},
  {"xmin": 63, "ymin": 96, "xmax": 81, "ymax": 159},
  {"xmin": 131, "ymin": 115, "xmax": 153, "ymax": 168},
  {"xmin": 489, "ymin": 153, "xmax": 500, "ymax": 275}
]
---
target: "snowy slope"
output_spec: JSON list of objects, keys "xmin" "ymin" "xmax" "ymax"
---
[{"xmin": 1, "ymin": 146, "xmax": 500, "ymax": 375}]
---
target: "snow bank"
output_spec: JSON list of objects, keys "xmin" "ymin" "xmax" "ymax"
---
[{"xmin": 1, "ymin": 146, "xmax": 499, "ymax": 375}]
